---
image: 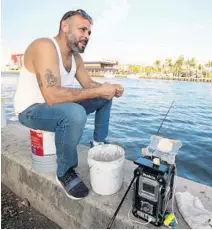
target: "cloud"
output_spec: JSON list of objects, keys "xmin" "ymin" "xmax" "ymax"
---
[
  {"xmin": 82, "ymin": 0, "xmax": 130, "ymax": 61},
  {"xmin": 93, "ymin": 0, "xmax": 130, "ymax": 37}
]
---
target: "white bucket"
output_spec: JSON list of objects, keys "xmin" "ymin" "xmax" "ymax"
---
[
  {"xmin": 88, "ymin": 144, "xmax": 125, "ymax": 196},
  {"xmin": 30, "ymin": 129, "xmax": 57, "ymax": 173}
]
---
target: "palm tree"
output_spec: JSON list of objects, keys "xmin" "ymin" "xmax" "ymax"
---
[
  {"xmin": 144, "ymin": 66, "xmax": 154, "ymax": 75},
  {"xmin": 205, "ymin": 61, "xmax": 212, "ymax": 78},
  {"xmin": 175, "ymin": 55, "xmax": 184, "ymax": 76},
  {"xmin": 205, "ymin": 61, "xmax": 212, "ymax": 68},
  {"xmin": 198, "ymin": 64, "xmax": 202, "ymax": 71},
  {"xmin": 184, "ymin": 58, "xmax": 196, "ymax": 76},
  {"xmin": 154, "ymin": 60, "xmax": 161, "ymax": 73},
  {"xmin": 189, "ymin": 57, "xmax": 196, "ymax": 69},
  {"xmin": 165, "ymin": 58, "xmax": 173, "ymax": 73},
  {"xmin": 128, "ymin": 65, "xmax": 141, "ymax": 73}
]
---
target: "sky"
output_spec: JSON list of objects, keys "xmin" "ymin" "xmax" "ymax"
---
[{"xmin": 1, "ymin": 0, "xmax": 212, "ymax": 65}]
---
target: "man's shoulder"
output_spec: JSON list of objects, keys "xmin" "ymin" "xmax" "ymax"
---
[
  {"xmin": 25, "ymin": 38, "xmax": 57, "ymax": 65},
  {"xmin": 30, "ymin": 37, "xmax": 55, "ymax": 49}
]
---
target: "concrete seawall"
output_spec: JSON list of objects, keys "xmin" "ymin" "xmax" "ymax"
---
[{"xmin": 1, "ymin": 123, "xmax": 212, "ymax": 229}]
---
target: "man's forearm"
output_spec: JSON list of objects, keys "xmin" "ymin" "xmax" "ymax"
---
[
  {"xmin": 48, "ymin": 86, "xmax": 100, "ymax": 105},
  {"xmin": 86, "ymin": 80, "xmax": 102, "ymax": 89},
  {"xmin": 37, "ymin": 70, "xmax": 102, "ymax": 105}
]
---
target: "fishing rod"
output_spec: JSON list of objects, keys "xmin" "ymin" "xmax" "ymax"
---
[
  {"xmin": 107, "ymin": 100, "xmax": 175, "ymax": 229},
  {"xmin": 156, "ymin": 100, "xmax": 175, "ymax": 135}
]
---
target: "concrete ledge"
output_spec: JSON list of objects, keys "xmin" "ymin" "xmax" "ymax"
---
[{"xmin": 1, "ymin": 123, "xmax": 212, "ymax": 229}]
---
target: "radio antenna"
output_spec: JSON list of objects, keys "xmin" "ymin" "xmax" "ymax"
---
[{"xmin": 156, "ymin": 100, "xmax": 175, "ymax": 135}]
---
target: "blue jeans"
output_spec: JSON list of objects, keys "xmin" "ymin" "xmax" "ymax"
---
[{"xmin": 18, "ymin": 98, "xmax": 112, "ymax": 177}]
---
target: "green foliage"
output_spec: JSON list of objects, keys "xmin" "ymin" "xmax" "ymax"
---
[
  {"xmin": 127, "ymin": 57, "xmax": 212, "ymax": 77},
  {"xmin": 205, "ymin": 61, "xmax": 212, "ymax": 67},
  {"xmin": 128, "ymin": 65, "xmax": 141, "ymax": 73}
]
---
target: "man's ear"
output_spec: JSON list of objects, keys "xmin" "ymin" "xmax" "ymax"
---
[{"xmin": 61, "ymin": 20, "xmax": 69, "ymax": 33}]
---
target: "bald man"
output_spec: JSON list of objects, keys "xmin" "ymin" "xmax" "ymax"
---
[{"xmin": 14, "ymin": 9, "xmax": 124, "ymax": 199}]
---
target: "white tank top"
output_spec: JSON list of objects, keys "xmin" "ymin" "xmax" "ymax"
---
[{"xmin": 14, "ymin": 38, "xmax": 76, "ymax": 113}]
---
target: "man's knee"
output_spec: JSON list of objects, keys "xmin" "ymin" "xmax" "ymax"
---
[
  {"xmin": 62, "ymin": 103, "xmax": 87, "ymax": 125},
  {"xmin": 73, "ymin": 104, "xmax": 87, "ymax": 125},
  {"xmin": 96, "ymin": 98, "xmax": 113, "ymax": 107}
]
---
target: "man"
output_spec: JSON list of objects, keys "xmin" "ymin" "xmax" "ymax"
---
[{"xmin": 14, "ymin": 9, "xmax": 124, "ymax": 200}]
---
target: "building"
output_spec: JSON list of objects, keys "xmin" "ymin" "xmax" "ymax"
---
[
  {"xmin": 11, "ymin": 54, "xmax": 24, "ymax": 68},
  {"xmin": 84, "ymin": 60, "xmax": 118, "ymax": 74}
]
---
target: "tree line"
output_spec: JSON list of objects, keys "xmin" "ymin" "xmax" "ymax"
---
[{"xmin": 128, "ymin": 56, "xmax": 212, "ymax": 78}]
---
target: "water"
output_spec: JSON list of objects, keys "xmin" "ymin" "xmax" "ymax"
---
[{"xmin": 1, "ymin": 73, "xmax": 212, "ymax": 186}]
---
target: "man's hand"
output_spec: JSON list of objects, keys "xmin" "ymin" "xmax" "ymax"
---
[
  {"xmin": 97, "ymin": 83, "xmax": 117, "ymax": 100},
  {"xmin": 114, "ymin": 84, "xmax": 124, "ymax": 98}
]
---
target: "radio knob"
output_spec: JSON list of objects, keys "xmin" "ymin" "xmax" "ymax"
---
[
  {"xmin": 143, "ymin": 203, "xmax": 151, "ymax": 213},
  {"xmin": 157, "ymin": 175, "xmax": 165, "ymax": 183}
]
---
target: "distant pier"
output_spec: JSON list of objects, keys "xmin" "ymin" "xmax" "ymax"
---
[{"xmin": 138, "ymin": 75, "xmax": 212, "ymax": 83}]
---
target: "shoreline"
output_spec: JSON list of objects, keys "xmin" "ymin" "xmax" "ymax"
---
[
  {"xmin": 91, "ymin": 74, "xmax": 212, "ymax": 82},
  {"xmin": 1, "ymin": 70, "xmax": 20, "ymax": 74},
  {"xmin": 1, "ymin": 71, "xmax": 212, "ymax": 82},
  {"xmin": 138, "ymin": 75, "xmax": 212, "ymax": 82}
]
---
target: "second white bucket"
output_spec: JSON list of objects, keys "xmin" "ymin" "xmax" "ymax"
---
[{"xmin": 88, "ymin": 144, "xmax": 125, "ymax": 196}]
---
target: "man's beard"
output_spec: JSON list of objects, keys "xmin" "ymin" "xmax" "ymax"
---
[{"xmin": 67, "ymin": 33, "xmax": 88, "ymax": 53}]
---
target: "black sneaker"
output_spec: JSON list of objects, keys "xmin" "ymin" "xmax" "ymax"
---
[{"xmin": 56, "ymin": 168, "xmax": 89, "ymax": 200}]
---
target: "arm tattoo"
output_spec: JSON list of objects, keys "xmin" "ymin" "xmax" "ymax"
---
[
  {"xmin": 67, "ymin": 88, "xmax": 97, "ymax": 97},
  {"xmin": 89, "ymin": 81, "xmax": 101, "ymax": 88},
  {"xmin": 71, "ymin": 88, "xmax": 85, "ymax": 96},
  {"xmin": 36, "ymin": 73, "xmax": 43, "ymax": 87},
  {"xmin": 45, "ymin": 69, "xmax": 57, "ymax": 88}
]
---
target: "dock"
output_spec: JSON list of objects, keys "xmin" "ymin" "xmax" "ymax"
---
[{"xmin": 1, "ymin": 122, "xmax": 212, "ymax": 228}]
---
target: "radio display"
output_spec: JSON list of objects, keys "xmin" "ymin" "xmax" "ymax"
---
[{"xmin": 143, "ymin": 183, "xmax": 155, "ymax": 194}]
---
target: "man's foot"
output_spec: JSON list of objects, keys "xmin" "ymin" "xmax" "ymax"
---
[
  {"xmin": 56, "ymin": 168, "xmax": 89, "ymax": 200},
  {"xmin": 90, "ymin": 140, "xmax": 110, "ymax": 148}
]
